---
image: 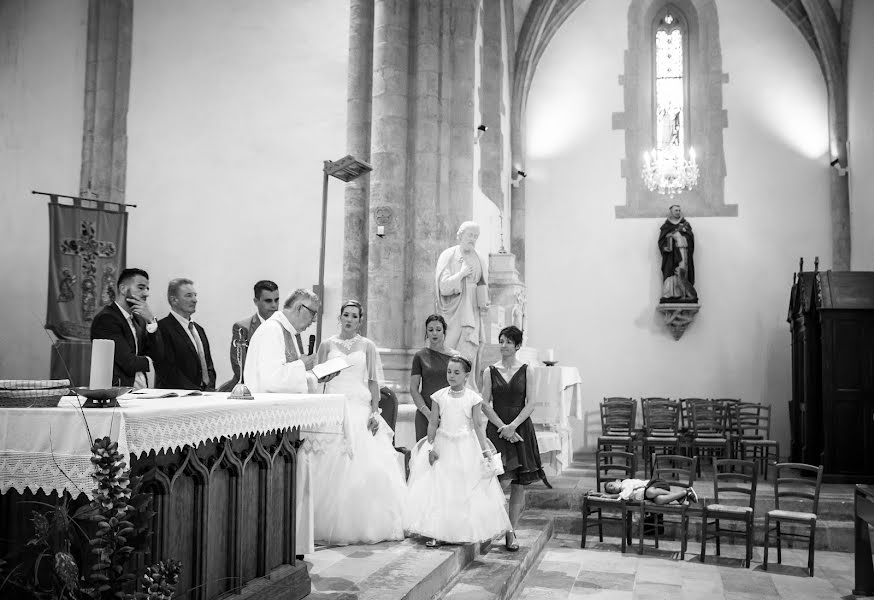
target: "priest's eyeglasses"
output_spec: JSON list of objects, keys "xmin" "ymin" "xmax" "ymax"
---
[{"xmin": 300, "ymin": 304, "xmax": 318, "ymax": 319}]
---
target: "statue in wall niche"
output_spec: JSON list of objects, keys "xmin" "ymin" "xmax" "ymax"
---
[
  {"xmin": 658, "ymin": 204, "xmax": 698, "ymax": 303},
  {"xmin": 435, "ymin": 221, "xmax": 489, "ymax": 386}
]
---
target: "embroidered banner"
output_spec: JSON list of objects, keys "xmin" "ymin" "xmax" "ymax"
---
[{"xmin": 45, "ymin": 198, "xmax": 127, "ymax": 340}]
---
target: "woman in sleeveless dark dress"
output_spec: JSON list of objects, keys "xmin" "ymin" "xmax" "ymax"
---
[
  {"xmin": 481, "ymin": 325, "xmax": 549, "ymax": 551},
  {"xmin": 410, "ymin": 315, "xmax": 456, "ymax": 441}
]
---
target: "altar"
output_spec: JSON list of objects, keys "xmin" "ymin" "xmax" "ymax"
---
[
  {"xmin": 0, "ymin": 392, "xmax": 346, "ymax": 600},
  {"xmin": 527, "ymin": 365, "xmax": 582, "ymax": 474}
]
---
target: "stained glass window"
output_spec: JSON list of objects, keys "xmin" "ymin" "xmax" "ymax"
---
[{"xmin": 655, "ymin": 11, "xmax": 685, "ymax": 151}]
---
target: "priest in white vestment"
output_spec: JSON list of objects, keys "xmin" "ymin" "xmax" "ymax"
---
[
  {"xmin": 244, "ymin": 289, "xmax": 321, "ymax": 393},
  {"xmin": 242, "ymin": 288, "xmax": 324, "ymax": 556}
]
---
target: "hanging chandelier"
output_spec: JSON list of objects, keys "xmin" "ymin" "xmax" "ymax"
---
[{"xmin": 641, "ymin": 146, "xmax": 699, "ymax": 197}]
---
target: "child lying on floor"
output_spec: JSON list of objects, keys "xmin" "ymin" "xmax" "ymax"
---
[{"xmin": 588, "ymin": 478, "xmax": 698, "ymax": 504}]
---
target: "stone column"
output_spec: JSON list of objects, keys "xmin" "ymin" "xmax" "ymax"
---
[
  {"xmin": 408, "ymin": 0, "xmax": 444, "ymax": 345},
  {"xmin": 447, "ymin": 0, "xmax": 478, "ymax": 223},
  {"xmin": 79, "ymin": 0, "xmax": 133, "ymax": 203},
  {"xmin": 342, "ymin": 0, "xmax": 375, "ymax": 307},
  {"xmin": 366, "ymin": 0, "xmax": 410, "ymax": 350},
  {"xmin": 801, "ymin": 0, "xmax": 851, "ymax": 270},
  {"xmin": 478, "ymin": 0, "xmax": 504, "ymax": 210}
]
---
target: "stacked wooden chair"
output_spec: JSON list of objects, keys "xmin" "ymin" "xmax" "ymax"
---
[
  {"xmin": 689, "ymin": 400, "xmax": 731, "ymax": 473},
  {"xmin": 597, "ymin": 397, "xmax": 638, "ymax": 454},
  {"xmin": 641, "ymin": 398, "xmax": 681, "ymax": 477},
  {"xmin": 735, "ymin": 403, "xmax": 780, "ymax": 479}
]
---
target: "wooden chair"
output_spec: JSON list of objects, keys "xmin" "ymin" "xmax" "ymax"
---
[
  {"xmin": 598, "ymin": 397, "xmax": 637, "ymax": 454},
  {"xmin": 700, "ymin": 458, "xmax": 758, "ymax": 567},
  {"xmin": 581, "ymin": 450, "xmax": 635, "ymax": 552},
  {"xmin": 763, "ymin": 463, "xmax": 824, "ymax": 576},
  {"xmin": 635, "ymin": 454, "xmax": 697, "ymax": 558},
  {"xmin": 690, "ymin": 400, "xmax": 731, "ymax": 474},
  {"xmin": 712, "ymin": 398, "xmax": 741, "ymax": 456},
  {"xmin": 736, "ymin": 403, "xmax": 779, "ymax": 479},
  {"xmin": 641, "ymin": 398, "xmax": 680, "ymax": 477},
  {"xmin": 679, "ymin": 397, "xmax": 708, "ymax": 433},
  {"xmin": 379, "ymin": 387, "xmax": 410, "ymax": 476}
]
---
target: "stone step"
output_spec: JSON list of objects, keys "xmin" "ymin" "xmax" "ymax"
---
[
  {"xmin": 436, "ymin": 515, "xmax": 555, "ymax": 600},
  {"xmin": 522, "ymin": 507, "xmax": 856, "ymax": 553},
  {"xmin": 306, "ymin": 537, "xmax": 479, "ymax": 600}
]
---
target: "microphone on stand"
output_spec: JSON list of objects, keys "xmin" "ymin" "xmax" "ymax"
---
[{"xmin": 308, "ymin": 334, "xmax": 315, "ymax": 355}]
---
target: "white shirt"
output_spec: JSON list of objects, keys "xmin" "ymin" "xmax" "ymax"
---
[
  {"xmin": 618, "ymin": 479, "xmax": 649, "ymax": 501},
  {"xmin": 169, "ymin": 310, "xmax": 200, "ymax": 349},
  {"xmin": 243, "ymin": 311, "xmax": 315, "ymax": 393},
  {"xmin": 114, "ymin": 301, "xmax": 153, "ymax": 389}
]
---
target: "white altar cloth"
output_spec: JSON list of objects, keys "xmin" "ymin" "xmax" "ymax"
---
[
  {"xmin": 527, "ymin": 365, "xmax": 582, "ymax": 472},
  {"xmin": 0, "ymin": 392, "xmax": 346, "ymax": 555}
]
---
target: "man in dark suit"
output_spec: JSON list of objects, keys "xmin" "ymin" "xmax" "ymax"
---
[
  {"xmin": 90, "ymin": 267, "xmax": 164, "ymax": 388},
  {"xmin": 218, "ymin": 280, "xmax": 279, "ymax": 392},
  {"xmin": 156, "ymin": 278, "xmax": 216, "ymax": 390}
]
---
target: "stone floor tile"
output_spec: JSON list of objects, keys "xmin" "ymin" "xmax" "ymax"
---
[
  {"xmin": 635, "ymin": 563, "xmax": 681, "ymax": 585},
  {"xmin": 631, "ymin": 582, "xmax": 683, "ymax": 599},
  {"xmin": 537, "ymin": 559, "xmax": 583, "ymax": 578},
  {"xmin": 769, "ymin": 573, "xmax": 843, "ymax": 600},
  {"xmin": 569, "ymin": 590, "xmax": 634, "ymax": 599},
  {"xmin": 441, "ymin": 581, "xmax": 498, "ymax": 600},
  {"xmin": 575, "ymin": 550, "xmax": 640, "ymax": 574},
  {"xmin": 573, "ymin": 571, "xmax": 635, "ymax": 591},
  {"xmin": 721, "ymin": 570, "xmax": 779, "ymax": 596},
  {"xmin": 518, "ymin": 586, "xmax": 569, "ymax": 599},
  {"xmin": 523, "ymin": 567, "xmax": 578, "ymax": 591}
]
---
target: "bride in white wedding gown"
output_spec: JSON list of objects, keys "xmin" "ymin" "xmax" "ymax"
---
[{"xmin": 309, "ymin": 300, "xmax": 407, "ymax": 544}]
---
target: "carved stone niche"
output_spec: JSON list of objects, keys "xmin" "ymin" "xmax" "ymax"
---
[{"xmin": 656, "ymin": 303, "xmax": 700, "ymax": 340}]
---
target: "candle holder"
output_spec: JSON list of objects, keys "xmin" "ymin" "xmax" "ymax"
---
[{"xmin": 229, "ymin": 328, "xmax": 254, "ymax": 400}]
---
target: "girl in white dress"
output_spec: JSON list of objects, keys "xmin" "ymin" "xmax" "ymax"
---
[
  {"xmin": 310, "ymin": 300, "xmax": 407, "ymax": 544},
  {"xmin": 405, "ymin": 355, "xmax": 511, "ymax": 547}
]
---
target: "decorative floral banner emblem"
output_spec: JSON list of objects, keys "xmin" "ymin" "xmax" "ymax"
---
[{"xmin": 46, "ymin": 199, "xmax": 128, "ymax": 339}]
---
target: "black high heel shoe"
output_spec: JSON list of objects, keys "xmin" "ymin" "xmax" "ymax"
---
[
  {"xmin": 504, "ymin": 532, "xmax": 519, "ymax": 552},
  {"xmin": 425, "ymin": 539, "xmax": 441, "ymax": 548}
]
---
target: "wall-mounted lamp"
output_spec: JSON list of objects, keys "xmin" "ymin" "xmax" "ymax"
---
[
  {"xmin": 475, "ymin": 124, "xmax": 488, "ymax": 142},
  {"xmin": 511, "ymin": 168, "xmax": 527, "ymax": 187},
  {"xmin": 477, "ymin": 124, "xmax": 488, "ymax": 132},
  {"xmin": 830, "ymin": 158, "xmax": 848, "ymax": 177}
]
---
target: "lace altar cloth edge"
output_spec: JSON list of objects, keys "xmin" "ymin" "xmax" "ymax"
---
[{"xmin": 0, "ymin": 392, "xmax": 346, "ymax": 496}]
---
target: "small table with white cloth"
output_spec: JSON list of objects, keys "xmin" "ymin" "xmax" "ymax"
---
[
  {"xmin": 0, "ymin": 391, "xmax": 346, "ymax": 600},
  {"xmin": 527, "ymin": 365, "xmax": 583, "ymax": 474}
]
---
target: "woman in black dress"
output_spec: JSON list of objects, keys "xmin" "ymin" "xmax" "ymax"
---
[
  {"xmin": 410, "ymin": 314, "xmax": 456, "ymax": 441},
  {"xmin": 481, "ymin": 325, "xmax": 549, "ymax": 551}
]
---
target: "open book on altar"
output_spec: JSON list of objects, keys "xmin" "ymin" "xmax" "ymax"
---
[
  {"xmin": 127, "ymin": 389, "xmax": 204, "ymax": 399},
  {"xmin": 312, "ymin": 356, "xmax": 353, "ymax": 381}
]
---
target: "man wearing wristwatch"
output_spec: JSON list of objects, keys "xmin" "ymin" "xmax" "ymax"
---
[{"xmin": 90, "ymin": 267, "xmax": 164, "ymax": 389}]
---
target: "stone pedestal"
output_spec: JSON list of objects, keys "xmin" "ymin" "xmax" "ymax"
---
[
  {"xmin": 379, "ymin": 347, "xmax": 418, "ymax": 405},
  {"xmin": 656, "ymin": 303, "xmax": 701, "ymax": 340},
  {"xmin": 486, "ymin": 252, "xmax": 526, "ymax": 343}
]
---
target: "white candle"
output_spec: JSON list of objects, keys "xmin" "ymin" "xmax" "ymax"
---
[
  {"xmin": 89, "ymin": 339, "xmax": 115, "ymax": 389},
  {"xmin": 545, "ymin": 349, "xmax": 555, "ymax": 362}
]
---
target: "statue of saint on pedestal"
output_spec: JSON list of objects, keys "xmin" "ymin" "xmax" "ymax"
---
[
  {"xmin": 658, "ymin": 204, "xmax": 698, "ymax": 303},
  {"xmin": 435, "ymin": 221, "xmax": 489, "ymax": 385}
]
